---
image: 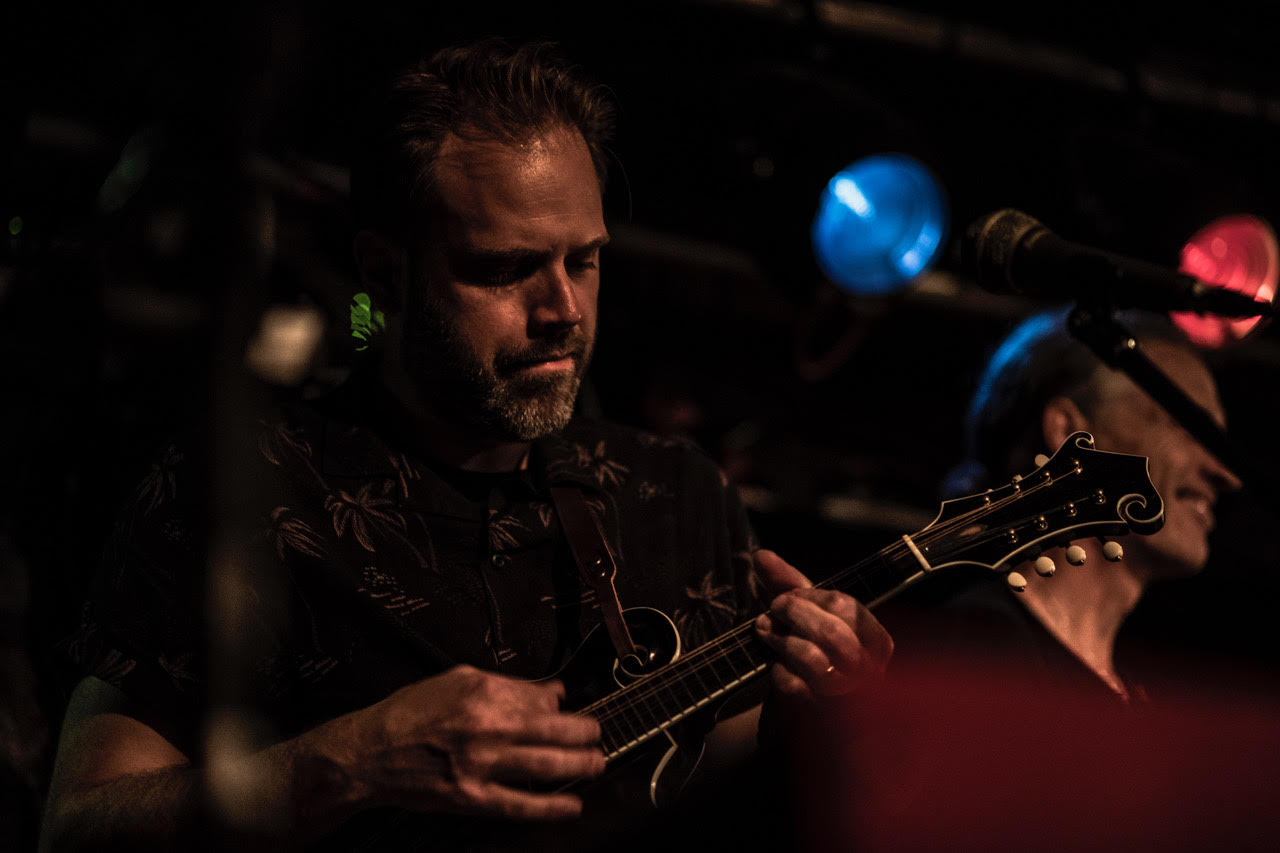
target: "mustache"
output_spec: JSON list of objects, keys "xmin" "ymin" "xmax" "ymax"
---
[{"xmin": 494, "ymin": 332, "xmax": 590, "ymax": 373}]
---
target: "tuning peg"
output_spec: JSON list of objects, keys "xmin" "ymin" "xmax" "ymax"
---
[
  {"xmin": 1033, "ymin": 453, "xmax": 1049, "ymax": 467},
  {"xmin": 1101, "ymin": 540, "xmax": 1124, "ymax": 562},
  {"xmin": 1006, "ymin": 571, "xmax": 1028, "ymax": 593},
  {"xmin": 1065, "ymin": 545, "xmax": 1087, "ymax": 566},
  {"xmin": 1033, "ymin": 555, "xmax": 1056, "ymax": 577}
]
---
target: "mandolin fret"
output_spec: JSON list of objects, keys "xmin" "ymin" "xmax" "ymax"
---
[
  {"xmin": 627, "ymin": 691, "xmax": 666, "ymax": 736},
  {"xmin": 604, "ymin": 697, "xmax": 645, "ymax": 746},
  {"xmin": 726, "ymin": 635, "xmax": 764, "ymax": 674},
  {"xmin": 600, "ymin": 727, "xmax": 618, "ymax": 757},
  {"xmin": 817, "ymin": 543, "xmax": 918, "ymax": 604},
  {"xmin": 706, "ymin": 644, "xmax": 736, "ymax": 683},
  {"xmin": 685, "ymin": 657, "xmax": 714, "ymax": 695},
  {"xmin": 647, "ymin": 681, "xmax": 680, "ymax": 721}
]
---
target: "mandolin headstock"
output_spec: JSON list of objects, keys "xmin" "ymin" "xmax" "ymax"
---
[{"xmin": 914, "ymin": 432, "xmax": 1164, "ymax": 588}]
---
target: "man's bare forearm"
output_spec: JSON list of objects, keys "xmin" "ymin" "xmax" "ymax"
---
[
  {"xmin": 44, "ymin": 666, "xmax": 604, "ymax": 850},
  {"xmin": 43, "ymin": 765, "xmax": 201, "ymax": 853},
  {"xmin": 42, "ymin": 713, "xmax": 369, "ymax": 853}
]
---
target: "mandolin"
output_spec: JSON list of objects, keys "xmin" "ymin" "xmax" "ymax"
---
[{"xmin": 339, "ymin": 431, "xmax": 1164, "ymax": 851}]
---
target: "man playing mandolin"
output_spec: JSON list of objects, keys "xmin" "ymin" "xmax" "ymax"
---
[{"xmin": 41, "ymin": 39, "xmax": 892, "ymax": 851}]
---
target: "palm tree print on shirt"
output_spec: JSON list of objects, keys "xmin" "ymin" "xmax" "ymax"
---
[
  {"xmin": 258, "ymin": 422, "xmax": 314, "ymax": 468},
  {"xmin": 488, "ymin": 510, "xmax": 529, "ymax": 551},
  {"xmin": 324, "ymin": 482, "xmax": 434, "ymax": 571},
  {"xmin": 137, "ymin": 444, "xmax": 183, "ymax": 515},
  {"xmin": 389, "ymin": 452, "xmax": 423, "ymax": 500},
  {"xmin": 675, "ymin": 569, "xmax": 739, "ymax": 646},
  {"xmin": 269, "ymin": 507, "xmax": 327, "ymax": 562},
  {"xmin": 560, "ymin": 441, "xmax": 631, "ymax": 489}
]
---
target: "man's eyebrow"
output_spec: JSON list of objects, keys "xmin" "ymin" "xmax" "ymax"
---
[
  {"xmin": 455, "ymin": 235, "xmax": 610, "ymax": 262},
  {"xmin": 455, "ymin": 247, "xmax": 547, "ymax": 265},
  {"xmin": 571, "ymin": 235, "xmax": 611, "ymax": 254}
]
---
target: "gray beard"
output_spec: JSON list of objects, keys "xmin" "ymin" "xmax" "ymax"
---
[{"xmin": 402, "ymin": 286, "xmax": 591, "ymax": 441}]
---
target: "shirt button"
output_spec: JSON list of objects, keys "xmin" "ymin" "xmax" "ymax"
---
[{"xmin": 490, "ymin": 554, "xmax": 509, "ymax": 568}]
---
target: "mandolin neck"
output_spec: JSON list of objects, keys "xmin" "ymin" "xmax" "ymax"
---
[{"xmin": 584, "ymin": 535, "xmax": 926, "ymax": 761}]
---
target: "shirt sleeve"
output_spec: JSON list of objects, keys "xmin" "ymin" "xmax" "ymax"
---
[{"xmin": 62, "ymin": 442, "xmax": 208, "ymax": 751}]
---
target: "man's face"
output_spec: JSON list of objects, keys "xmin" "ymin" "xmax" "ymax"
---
[
  {"xmin": 1088, "ymin": 343, "xmax": 1241, "ymax": 577},
  {"xmin": 398, "ymin": 125, "xmax": 606, "ymax": 441}
]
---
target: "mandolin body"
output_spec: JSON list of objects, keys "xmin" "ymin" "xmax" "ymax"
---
[{"xmin": 324, "ymin": 607, "xmax": 723, "ymax": 852}]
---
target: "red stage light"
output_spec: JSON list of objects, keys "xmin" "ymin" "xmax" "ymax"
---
[{"xmin": 1172, "ymin": 215, "xmax": 1277, "ymax": 347}]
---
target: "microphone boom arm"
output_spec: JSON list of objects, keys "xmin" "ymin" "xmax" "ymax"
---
[{"xmin": 1066, "ymin": 304, "xmax": 1242, "ymax": 481}]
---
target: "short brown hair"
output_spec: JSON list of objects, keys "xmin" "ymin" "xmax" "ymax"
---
[{"xmin": 350, "ymin": 38, "xmax": 616, "ymax": 237}]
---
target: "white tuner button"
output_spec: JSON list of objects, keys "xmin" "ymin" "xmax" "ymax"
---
[
  {"xmin": 1034, "ymin": 556, "xmax": 1056, "ymax": 577},
  {"xmin": 1065, "ymin": 545, "xmax": 1087, "ymax": 566},
  {"xmin": 1034, "ymin": 454, "xmax": 1050, "ymax": 467},
  {"xmin": 1006, "ymin": 571, "xmax": 1028, "ymax": 592},
  {"xmin": 1102, "ymin": 541, "xmax": 1124, "ymax": 561}
]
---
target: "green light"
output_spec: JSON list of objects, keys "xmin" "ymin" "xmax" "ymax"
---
[
  {"xmin": 350, "ymin": 292, "xmax": 385, "ymax": 351},
  {"xmin": 7, "ymin": 216, "xmax": 22, "ymax": 236}
]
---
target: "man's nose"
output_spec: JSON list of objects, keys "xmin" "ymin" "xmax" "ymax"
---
[
  {"xmin": 528, "ymin": 266, "xmax": 583, "ymax": 331},
  {"xmin": 1204, "ymin": 448, "xmax": 1243, "ymax": 496}
]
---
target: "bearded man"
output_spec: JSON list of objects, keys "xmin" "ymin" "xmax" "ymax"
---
[{"xmin": 41, "ymin": 39, "xmax": 892, "ymax": 852}]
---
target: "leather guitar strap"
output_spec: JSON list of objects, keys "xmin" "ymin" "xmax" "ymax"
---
[{"xmin": 549, "ymin": 485, "xmax": 639, "ymax": 661}]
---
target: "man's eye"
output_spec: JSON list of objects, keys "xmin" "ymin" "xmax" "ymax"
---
[
  {"xmin": 481, "ymin": 269, "xmax": 522, "ymax": 286},
  {"xmin": 567, "ymin": 255, "xmax": 599, "ymax": 273},
  {"xmin": 468, "ymin": 261, "xmax": 537, "ymax": 286}
]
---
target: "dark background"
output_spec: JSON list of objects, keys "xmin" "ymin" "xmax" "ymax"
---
[{"xmin": 4, "ymin": 0, "xmax": 1280, "ymax": 847}]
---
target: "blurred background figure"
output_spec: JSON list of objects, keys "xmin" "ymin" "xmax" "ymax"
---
[
  {"xmin": 884, "ymin": 309, "xmax": 1242, "ymax": 700},
  {"xmin": 789, "ymin": 310, "xmax": 1277, "ymax": 853}
]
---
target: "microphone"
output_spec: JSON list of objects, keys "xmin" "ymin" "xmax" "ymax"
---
[{"xmin": 964, "ymin": 209, "xmax": 1275, "ymax": 318}]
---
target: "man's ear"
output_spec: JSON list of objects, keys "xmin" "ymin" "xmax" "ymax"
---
[
  {"xmin": 1041, "ymin": 396, "xmax": 1092, "ymax": 452},
  {"xmin": 352, "ymin": 229, "xmax": 407, "ymax": 314}
]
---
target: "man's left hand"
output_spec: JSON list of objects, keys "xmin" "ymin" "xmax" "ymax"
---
[{"xmin": 752, "ymin": 549, "xmax": 893, "ymax": 701}]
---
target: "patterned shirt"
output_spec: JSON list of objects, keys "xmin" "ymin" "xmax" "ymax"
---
[{"xmin": 66, "ymin": 376, "xmax": 760, "ymax": 752}]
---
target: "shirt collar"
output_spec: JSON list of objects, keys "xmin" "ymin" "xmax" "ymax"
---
[{"xmin": 309, "ymin": 372, "xmax": 611, "ymax": 509}]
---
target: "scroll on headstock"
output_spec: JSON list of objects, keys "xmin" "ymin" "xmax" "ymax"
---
[{"xmin": 913, "ymin": 432, "xmax": 1165, "ymax": 590}]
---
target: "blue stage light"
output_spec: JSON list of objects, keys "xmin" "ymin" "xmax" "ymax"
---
[{"xmin": 811, "ymin": 154, "xmax": 948, "ymax": 295}]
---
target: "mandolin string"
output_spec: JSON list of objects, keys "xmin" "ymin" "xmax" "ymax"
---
[
  {"xmin": 834, "ymin": 469, "xmax": 1063, "ymax": 572},
  {"xmin": 595, "ymin": 485, "xmax": 1102, "ymax": 743},
  {"xmin": 586, "ymin": 470, "xmax": 1077, "ymax": 724},
  {"xmin": 583, "ymin": 614, "xmax": 766, "ymax": 716},
  {"xmin": 583, "ymin": 625, "xmax": 758, "ymax": 723},
  {"xmin": 828, "ymin": 475, "xmax": 1103, "ymax": 595},
  {"xmin": 590, "ymin": 557, "xmax": 1010, "ymax": 733},
  {"xmin": 580, "ymin": 523, "xmax": 940, "ymax": 724},
  {"xmin": 816, "ymin": 469, "xmax": 1074, "ymax": 595},
  {"xmin": 496, "ymin": 470, "xmax": 1099, "ymax": 771},
  {"xmin": 586, "ymin": 470, "xmax": 1095, "ymax": 730},
  {"xmin": 584, "ymin": 477, "xmax": 1076, "ymax": 728}
]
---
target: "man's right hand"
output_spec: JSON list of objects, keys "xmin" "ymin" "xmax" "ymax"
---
[
  {"xmin": 42, "ymin": 668, "xmax": 604, "ymax": 853},
  {"xmin": 340, "ymin": 665, "xmax": 606, "ymax": 820}
]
